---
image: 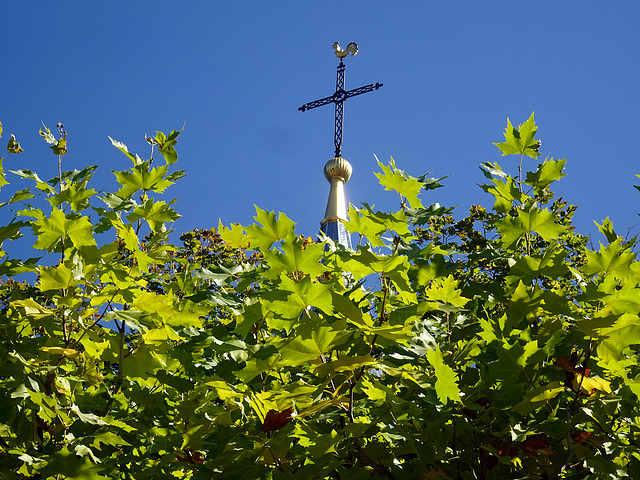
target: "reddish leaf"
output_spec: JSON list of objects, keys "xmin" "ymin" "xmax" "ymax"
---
[
  {"xmin": 176, "ymin": 450, "xmax": 205, "ymax": 464},
  {"xmin": 519, "ymin": 435, "xmax": 554, "ymax": 458},
  {"xmin": 261, "ymin": 407, "xmax": 293, "ymax": 433},
  {"xmin": 555, "ymin": 355, "xmax": 579, "ymax": 373},
  {"xmin": 571, "ymin": 430, "xmax": 603, "ymax": 449}
]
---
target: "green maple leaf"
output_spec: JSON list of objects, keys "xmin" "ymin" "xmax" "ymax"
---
[
  {"xmin": 405, "ymin": 203, "xmax": 454, "ymax": 226},
  {"xmin": 48, "ymin": 183, "xmax": 97, "ymax": 212},
  {"xmin": 426, "ymin": 275, "xmax": 470, "ymax": 308},
  {"xmin": 507, "ymin": 281, "xmax": 545, "ymax": 322},
  {"xmin": 32, "ymin": 208, "xmax": 96, "ymax": 251},
  {"xmin": 115, "ymin": 222, "xmax": 139, "ymax": 251},
  {"xmin": 514, "ymin": 381, "xmax": 564, "ymax": 415},
  {"xmin": 0, "ymin": 188, "xmax": 34, "ymax": 209},
  {"xmin": 0, "ymin": 160, "xmax": 10, "ymax": 192},
  {"xmin": 426, "ymin": 346, "xmax": 462, "ymax": 404},
  {"xmin": 524, "ymin": 158, "xmax": 567, "ymax": 192},
  {"xmin": 358, "ymin": 203, "xmax": 413, "ymax": 239},
  {"xmin": 157, "ymin": 129, "xmax": 182, "ymax": 165},
  {"xmin": 10, "ymin": 169, "xmax": 56, "ymax": 194},
  {"xmin": 39, "ymin": 264, "xmax": 76, "ymax": 291},
  {"xmin": 496, "ymin": 206, "xmax": 565, "ymax": 249},
  {"xmin": 584, "ymin": 239, "xmax": 636, "ymax": 279},
  {"xmin": 494, "ymin": 112, "xmax": 541, "ymax": 159},
  {"xmin": 507, "ymin": 244, "xmax": 569, "ymax": 286},
  {"xmin": 480, "ymin": 176, "xmax": 525, "ymax": 213},
  {"xmin": 342, "ymin": 205, "xmax": 388, "ymax": 247},
  {"xmin": 218, "ymin": 220, "xmax": 250, "ymax": 249},
  {"xmin": 133, "ymin": 291, "xmax": 176, "ymax": 318},
  {"xmin": 127, "ymin": 198, "xmax": 180, "ymax": 232},
  {"xmin": 109, "ymin": 136, "xmax": 143, "ymax": 164},
  {"xmin": 37, "ymin": 447, "xmax": 107, "ymax": 479},
  {"xmin": 341, "ymin": 245, "xmax": 410, "ymax": 283},
  {"xmin": 594, "ymin": 217, "xmax": 622, "ymax": 245},
  {"xmin": 279, "ymin": 274, "xmax": 334, "ymax": 314},
  {"xmin": 374, "ymin": 156, "xmax": 424, "ymax": 209},
  {"xmin": 245, "ymin": 206, "xmax": 296, "ymax": 251},
  {"xmin": 277, "ymin": 313, "xmax": 349, "ymax": 367},
  {"xmin": 262, "ymin": 236, "xmax": 326, "ymax": 278},
  {"xmin": 114, "ymin": 162, "xmax": 175, "ymax": 199}
]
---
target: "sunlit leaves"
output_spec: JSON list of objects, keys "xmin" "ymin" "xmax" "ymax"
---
[
  {"xmin": 0, "ymin": 124, "xmax": 200, "ymax": 480},
  {"xmin": 48, "ymin": 181, "xmax": 97, "ymax": 212},
  {"xmin": 480, "ymin": 174, "xmax": 525, "ymax": 213},
  {"xmin": 584, "ymin": 238, "xmax": 636, "ymax": 279},
  {"xmin": 32, "ymin": 208, "xmax": 96, "ymax": 251},
  {"xmin": 426, "ymin": 346, "xmax": 462, "ymax": 404},
  {"xmin": 7, "ymin": 134, "xmax": 24, "ymax": 154},
  {"xmin": 155, "ymin": 128, "xmax": 182, "ymax": 165},
  {"xmin": 345, "ymin": 203, "xmax": 414, "ymax": 247},
  {"xmin": 524, "ymin": 157, "xmax": 566, "ymax": 193},
  {"xmin": 494, "ymin": 112, "xmax": 541, "ymax": 159},
  {"xmin": 513, "ymin": 382, "xmax": 564, "ymax": 415},
  {"xmin": 425, "ymin": 275, "xmax": 469, "ymax": 309},
  {"xmin": 495, "ymin": 206, "xmax": 565, "ymax": 249},
  {"xmin": 0, "ymin": 159, "xmax": 8, "ymax": 190},
  {"xmin": 506, "ymin": 243, "xmax": 569, "ymax": 286},
  {"xmin": 261, "ymin": 235, "xmax": 325, "ymax": 279},
  {"xmin": 374, "ymin": 155, "xmax": 424, "ymax": 209},
  {"xmin": 109, "ymin": 136, "xmax": 143, "ymax": 165},
  {"xmin": 573, "ymin": 374, "xmax": 612, "ymax": 395},
  {"xmin": 218, "ymin": 220, "xmax": 250, "ymax": 249},
  {"xmin": 594, "ymin": 216, "xmax": 622, "ymax": 245},
  {"xmin": 127, "ymin": 198, "xmax": 181, "ymax": 232},
  {"xmin": 278, "ymin": 274, "xmax": 333, "ymax": 315},
  {"xmin": 245, "ymin": 206, "xmax": 295, "ymax": 251},
  {"xmin": 1, "ymin": 117, "xmax": 639, "ymax": 480},
  {"xmin": 39, "ymin": 125, "xmax": 56, "ymax": 144},
  {"xmin": 343, "ymin": 205, "xmax": 388, "ymax": 247},
  {"xmin": 11, "ymin": 169, "xmax": 56, "ymax": 194},
  {"xmin": 39, "ymin": 123, "xmax": 67, "ymax": 156},
  {"xmin": 114, "ymin": 162, "xmax": 180, "ymax": 199},
  {"xmin": 39, "ymin": 263, "xmax": 77, "ymax": 290},
  {"xmin": 276, "ymin": 314, "xmax": 348, "ymax": 367}
]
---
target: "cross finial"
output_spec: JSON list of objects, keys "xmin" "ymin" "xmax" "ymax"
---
[{"xmin": 298, "ymin": 43, "xmax": 382, "ymax": 158}]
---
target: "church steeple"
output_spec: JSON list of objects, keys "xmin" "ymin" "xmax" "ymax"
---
[
  {"xmin": 298, "ymin": 42, "xmax": 382, "ymax": 248},
  {"xmin": 320, "ymin": 156, "xmax": 353, "ymax": 248}
]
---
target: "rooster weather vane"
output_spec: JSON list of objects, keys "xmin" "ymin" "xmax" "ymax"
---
[{"xmin": 298, "ymin": 42, "xmax": 383, "ymax": 158}]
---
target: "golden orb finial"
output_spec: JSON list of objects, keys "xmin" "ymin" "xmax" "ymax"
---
[{"xmin": 324, "ymin": 157, "xmax": 352, "ymax": 183}]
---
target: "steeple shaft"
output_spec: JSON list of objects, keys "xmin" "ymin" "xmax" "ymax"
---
[{"xmin": 320, "ymin": 157, "xmax": 353, "ymax": 248}]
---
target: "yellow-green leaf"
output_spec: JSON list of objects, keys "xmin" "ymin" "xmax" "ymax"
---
[{"xmin": 426, "ymin": 346, "xmax": 462, "ymax": 404}]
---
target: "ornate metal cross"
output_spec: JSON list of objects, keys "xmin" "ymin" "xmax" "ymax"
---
[{"xmin": 298, "ymin": 45, "xmax": 382, "ymax": 158}]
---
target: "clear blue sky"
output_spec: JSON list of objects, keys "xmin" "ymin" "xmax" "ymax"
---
[{"xmin": 2, "ymin": 2, "xmax": 639, "ymax": 250}]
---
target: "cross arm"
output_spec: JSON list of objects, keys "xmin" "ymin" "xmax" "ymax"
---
[
  {"xmin": 298, "ymin": 95, "xmax": 335, "ymax": 112},
  {"xmin": 344, "ymin": 82, "xmax": 384, "ymax": 100},
  {"xmin": 299, "ymin": 82, "xmax": 383, "ymax": 112}
]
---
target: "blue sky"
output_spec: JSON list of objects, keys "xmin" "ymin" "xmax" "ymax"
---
[{"xmin": 2, "ymin": 2, "xmax": 639, "ymax": 252}]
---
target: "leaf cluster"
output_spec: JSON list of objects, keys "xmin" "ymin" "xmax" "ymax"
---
[{"xmin": 1, "ymin": 115, "xmax": 640, "ymax": 480}]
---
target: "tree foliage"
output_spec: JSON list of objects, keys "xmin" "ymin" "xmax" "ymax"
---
[{"xmin": 1, "ymin": 115, "xmax": 640, "ymax": 479}]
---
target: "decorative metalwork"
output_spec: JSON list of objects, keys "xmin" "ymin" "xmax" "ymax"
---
[
  {"xmin": 298, "ymin": 45, "xmax": 382, "ymax": 158},
  {"xmin": 332, "ymin": 41, "xmax": 358, "ymax": 59}
]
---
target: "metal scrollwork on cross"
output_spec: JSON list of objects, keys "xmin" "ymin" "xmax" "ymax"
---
[{"xmin": 298, "ymin": 42, "xmax": 383, "ymax": 158}]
